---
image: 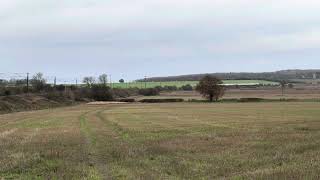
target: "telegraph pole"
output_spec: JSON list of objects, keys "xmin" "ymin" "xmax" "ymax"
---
[
  {"xmin": 54, "ymin": 77, "xmax": 57, "ymax": 87},
  {"xmin": 109, "ymin": 74, "xmax": 112, "ymax": 88},
  {"xmin": 64, "ymin": 81, "xmax": 67, "ymax": 94},
  {"xmin": 144, "ymin": 76, "xmax": 147, "ymax": 88},
  {"xmin": 26, "ymin": 73, "xmax": 29, "ymax": 93}
]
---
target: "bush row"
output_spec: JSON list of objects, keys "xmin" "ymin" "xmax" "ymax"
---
[
  {"xmin": 0, "ymin": 83, "xmax": 197, "ymax": 97},
  {"xmin": 1, "ymin": 85, "xmax": 167, "ymax": 101},
  {"xmin": 154, "ymin": 85, "xmax": 193, "ymax": 91}
]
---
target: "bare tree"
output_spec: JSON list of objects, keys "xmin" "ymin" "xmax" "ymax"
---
[
  {"xmin": 31, "ymin": 73, "xmax": 46, "ymax": 92},
  {"xmin": 83, "ymin": 77, "xmax": 96, "ymax": 87},
  {"xmin": 98, "ymin": 74, "xmax": 108, "ymax": 86},
  {"xmin": 196, "ymin": 75, "xmax": 225, "ymax": 102}
]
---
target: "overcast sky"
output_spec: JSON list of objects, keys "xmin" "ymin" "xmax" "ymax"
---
[{"xmin": 1, "ymin": 0, "xmax": 320, "ymax": 82}]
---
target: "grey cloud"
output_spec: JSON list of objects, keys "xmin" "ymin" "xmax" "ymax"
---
[{"xmin": 1, "ymin": 0, "xmax": 320, "ymax": 80}]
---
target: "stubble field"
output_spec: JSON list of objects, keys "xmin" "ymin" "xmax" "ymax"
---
[{"xmin": 1, "ymin": 102, "xmax": 320, "ymax": 179}]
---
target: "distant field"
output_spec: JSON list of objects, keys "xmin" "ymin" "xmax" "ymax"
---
[
  {"xmin": 111, "ymin": 80, "xmax": 279, "ymax": 88},
  {"xmin": 151, "ymin": 86, "xmax": 320, "ymax": 100},
  {"xmin": 1, "ymin": 102, "xmax": 320, "ymax": 179}
]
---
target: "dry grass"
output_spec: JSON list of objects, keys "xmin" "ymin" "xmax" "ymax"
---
[
  {"xmin": 154, "ymin": 86, "xmax": 320, "ymax": 100},
  {"xmin": 1, "ymin": 102, "xmax": 320, "ymax": 179},
  {"xmin": 0, "ymin": 94, "xmax": 76, "ymax": 114}
]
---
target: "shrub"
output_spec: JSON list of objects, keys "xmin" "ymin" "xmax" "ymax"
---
[
  {"xmin": 45, "ymin": 91, "xmax": 63, "ymax": 100},
  {"xmin": 239, "ymin": 98, "xmax": 264, "ymax": 102},
  {"xmin": 73, "ymin": 87, "xmax": 91, "ymax": 101},
  {"xmin": 55, "ymin": 85, "xmax": 66, "ymax": 92},
  {"xmin": 154, "ymin": 86, "xmax": 164, "ymax": 91},
  {"xmin": 180, "ymin": 84, "xmax": 193, "ymax": 91},
  {"xmin": 91, "ymin": 85, "xmax": 114, "ymax": 101},
  {"xmin": 118, "ymin": 98, "xmax": 135, "ymax": 102},
  {"xmin": 163, "ymin": 86, "xmax": 178, "ymax": 91},
  {"xmin": 43, "ymin": 84, "xmax": 54, "ymax": 92},
  {"xmin": 70, "ymin": 85, "xmax": 78, "ymax": 91},
  {"xmin": 0, "ymin": 88, "xmax": 21, "ymax": 96},
  {"xmin": 30, "ymin": 73, "xmax": 47, "ymax": 92},
  {"xmin": 113, "ymin": 88, "xmax": 139, "ymax": 98},
  {"xmin": 22, "ymin": 86, "xmax": 29, "ymax": 93},
  {"xmin": 148, "ymin": 86, "xmax": 179, "ymax": 92},
  {"xmin": 138, "ymin": 88, "xmax": 160, "ymax": 96},
  {"xmin": 4, "ymin": 90, "xmax": 11, "ymax": 96},
  {"xmin": 288, "ymin": 83, "xmax": 294, "ymax": 88}
]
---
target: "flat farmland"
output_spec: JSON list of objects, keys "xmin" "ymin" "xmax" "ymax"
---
[
  {"xmin": 1, "ymin": 102, "xmax": 320, "ymax": 179},
  {"xmin": 151, "ymin": 86, "xmax": 320, "ymax": 101},
  {"xmin": 111, "ymin": 80, "xmax": 278, "ymax": 88}
]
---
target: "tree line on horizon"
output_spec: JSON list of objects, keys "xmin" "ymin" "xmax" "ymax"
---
[
  {"xmin": 139, "ymin": 70, "xmax": 320, "ymax": 82},
  {"xmin": 0, "ymin": 72, "xmax": 293, "ymax": 102},
  {"xmin": 0, "ymin": 72, "xmax": 196, "ymax": 100}
]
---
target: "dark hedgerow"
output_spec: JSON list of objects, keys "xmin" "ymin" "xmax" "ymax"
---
[
  {"xmin": 90, "ymin": 85, "xmax": 114, "ymax": 101},
  {"xmin": 139, "ymin": 98, "xmax": 184, "ymax": 103},
  {"xmin": 118, "ymin": 98, "xmax": 135, "ymax": 102},
  {"xmin": 138, "ymin": 88, "xmax": 160, "ymax": 96},
  {"xmin": 180, "ymin": 84, "xmax": 193, "ymax": 91}
]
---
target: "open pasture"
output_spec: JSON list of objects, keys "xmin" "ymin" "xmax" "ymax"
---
[{"xmin": 1, "ymin": 102, "xmax": 320, "ymax": 179}]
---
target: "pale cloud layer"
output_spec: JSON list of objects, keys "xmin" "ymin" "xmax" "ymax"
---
[{"xmin": 1, "ymin": 0, "xmax": 320, "ymax": 81}]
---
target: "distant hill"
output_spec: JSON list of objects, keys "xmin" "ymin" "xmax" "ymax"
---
[{"xmin": 139, "ymin": 69, "xmax": 320, "ymax": 82}]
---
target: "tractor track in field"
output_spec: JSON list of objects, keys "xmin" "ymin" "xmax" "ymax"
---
[
  {"xmin": 79, "ymin": 106, "xmax": 125, "ymax": 180},
  {"xmin": 79, "ymin": 110, "xmax": 106, "ymax": 180}
]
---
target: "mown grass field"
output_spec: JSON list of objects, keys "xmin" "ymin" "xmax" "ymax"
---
[
  {"xmin": 1, "ymin": 102, "xmax": 320, "ymax": 179},
  {"xmin": 111, "ymin": 80, "xmax": 278, "ymax": 88}
]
